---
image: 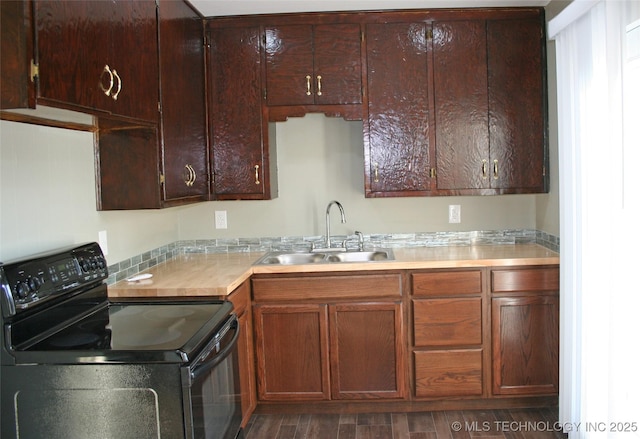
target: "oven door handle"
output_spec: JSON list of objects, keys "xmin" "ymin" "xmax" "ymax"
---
[{"xmin": 190, "ymin": 314, "xmax": 239, "ymax": 382}]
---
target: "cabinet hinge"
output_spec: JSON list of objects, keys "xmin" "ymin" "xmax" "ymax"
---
[
  {"xmin": 160, "ymin": 174, "xmax": 165, "ymax": 185},
  {"xmin": 427, "ymin": 28, "xmax": 433, "ymax": 40},
  {"xmin": 30, "ymin": 59, "xmax": 39, "ymax": 82},
  {"xmin": 158, "ymin": 101, "xmax": 162, "ymax": 112},
  {"xmin": 543, "ymin": 165, "xmax": 546, "ymax": 177},
  {"xmin": 430, "ymin": 168, "xmax": 436, "ymax": 179}
]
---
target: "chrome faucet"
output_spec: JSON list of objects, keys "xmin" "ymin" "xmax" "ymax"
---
[
  {"xmin": 355, "ymin": 231, "xmax": 364, "ymax": 251},
  {"xmin": 325, "ymin": 200, "xmax": 346, "ymax": 250}
]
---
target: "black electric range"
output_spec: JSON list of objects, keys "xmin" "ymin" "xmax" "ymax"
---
[{"xmin": 1, "ymin": 242, "xmax": 242, "ymax": 439}]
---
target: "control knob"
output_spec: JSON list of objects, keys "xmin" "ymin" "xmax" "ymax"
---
[
  {"xmin": 80, "ymin": 259, "xmax": 91, "ymax": 273},
  {"xmin": 15, "ymin": 281, "xmax": 30, "ymax": 299},
  {"xmin": 28, "ymin": 276, "xmax": 41, "ymax": 291}
]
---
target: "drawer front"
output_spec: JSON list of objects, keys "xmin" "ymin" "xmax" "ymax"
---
[
  {"xmin": 491, "ymin": 267, "xmax": 559, "ymax": 293},
  {"xmin": 412, "ymin": 270, "xmax": 482, "ymax": 297},
  {"xmin": 414, "ymin": 349, "xmax": 483, "ymax": 397},
  {"xmin": 413, "ymin": 298, "xmax": 482, "ymax": 346},
  {"xmin": 252, "ymin": 274, "xmax": 402, "ymax": 302}
]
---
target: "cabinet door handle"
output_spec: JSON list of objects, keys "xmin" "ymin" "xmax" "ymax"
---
[
  {"xmin": 254, "ymin": 164, "xmax": 260, "ymax": 185},
  {"xmin": 183, "ymin": 164, "xmax": 196, "ymax": 187},
  {"xmin": 305, "ymin": 75, "xmax": 312, "ymax": 96},
  {"xmin": 373, "ymin": 162, "xmax": 379, "ymax": 183},
  {"xmin": 111, "ymin": 69, "xmax": 122, "ymax": 100},
  {"xmin": 482, "ymin": 159, "xmax": 488, "ymax": 179},
  {"xmin": 98, "ymin": 65, "xmax": 114, "ymax": 96},
  {"xmin": 493, "ymin": 159, "xmax": 499, "ymax": 179},
  {"xmin": 316, "ymin": 75, "xmax": 322, "ymax": 96}
]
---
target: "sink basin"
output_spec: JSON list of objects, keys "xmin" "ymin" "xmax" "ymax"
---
[
  {"xmin": 325, "ymin": 251, "xmax": 391, "ymax": 263},
  {"xmin": 254, "ymin": 249, "xmax": 394, "ymax": 266},
  {"xmin": 258, "ymin": 252, "xmax": 326, "ymax": 265}
]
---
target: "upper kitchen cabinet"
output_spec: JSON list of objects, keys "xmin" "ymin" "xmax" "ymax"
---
[
  {"xmin": 433, "ymin": 11, "xmax": 547, "ymax": 195},
  {"xmin": 157, "ymin": 0, "xmax": 208, "ymax": 204},
  {"xmin": 364, "ymin": 22, "xmax": 433, "ymax": 197},
  {"xmin": 1, "ymin": 0, "xmax": 34, "ymax": 110},
  {"xmin": 363, "ymin": 9, "xmax": 547, "ymax": 197},
  {"xmin": 432, "ymin": 20, "xmax": 489, "ymax": 192},
  {"xmin": 96, "ymin": 0, "xmax": 208, "ymax": 210},
  {"xmin": 207, "ymin": 22, "xmax": 278, "ymax": 200},
  {"xmin": 34, "ymin": 0, "xmax": 159, "ymax": 122},
  {"xmin": 486, "ymin": 16, "xmax": 547, "ymax": 193},
  {"xmin": 265, "ymin": 23, "xmax": 363, "ymax": 121}
]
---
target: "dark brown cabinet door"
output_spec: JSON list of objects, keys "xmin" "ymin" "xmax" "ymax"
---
[
  {"xmin": 491, "ymin": 295, "xmax": 559, "ymax": 395},
  {"xmin": 107, "ymin": 1, "xmax": 158, "ymax": 122},
  {"xmin": 265, "ymin": 24, "xmax": 362, "ymax": 106},
  {"xmin": 1, "ymin": 0, "xmax": 35, "ymax": 110},
  {"xmin": 35, "ymin": 0, "xmax": 158, "ymax": 122},
  {"xmin": 158, "ymin": 0, "xmax": 208, "ymax": 203},
  {"xmin": 265, "ymin": 25, "xmax": 313, "ymax": 106},
  {"xmin": 253, "ymin": 304, "xmax": 331, "ymax": 401},
  {"xmin": 433, "ymin": 20, "xmax": 489, "ymax": 191},
  {"xmin": 208, "ymin": 25, "xmax": 276, "ymax": 199},
  {"xmin": 487, "ymin": 17, "xmax": 546, "ymax": 192},
  {"xmin": 96, "ymin": 119, "xmax": 162, "ymax": 210},
  {"xmin": 364, "ymin": 22, "xmax": 432, "ymax": 196},
  {"xmin": 329, "ymin": 302, "xmax": 405, "ymax": 399},
  {"xmin": 313, "ymin": 24, "xmax": 362, "ymax": 105}
]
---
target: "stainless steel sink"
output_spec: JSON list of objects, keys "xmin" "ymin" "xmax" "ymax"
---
[
  {"xmin": 254, "ymin": 249, "xmax": 394, "ymax": 266},
  {"xmin": 258, "ymin": 252, "xmax": 326, "ymax": 265},
  {"xmin": 325, "ymin": 251, "xmax": 391, "ymax": 263}
]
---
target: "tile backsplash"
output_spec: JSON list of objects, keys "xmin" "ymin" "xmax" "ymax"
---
[{"xmin": 106, "ymin": 229, "xmax": 560, "ymax": 284}]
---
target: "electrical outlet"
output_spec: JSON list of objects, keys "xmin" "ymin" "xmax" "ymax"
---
[
  {"xmin": 215, "ymin": 210, "xmax": 228, "ymax": 229},
  {"xmin": 448, "ymin": 205, "xmax": 461, "ymax": 224}
]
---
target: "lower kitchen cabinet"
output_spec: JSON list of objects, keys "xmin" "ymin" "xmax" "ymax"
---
[
  {"xmin": 411, "ymin": 269, "xmax": 486, "ymax": 398},
  {"xmin": 252, "ymin": 273, "xmax": 405, "ymax": 402},
  {"xmin": 491, "ymin": 266, "xmax": 559, "ymax": 396},
  {"xmin": 330, "ymin": 302, "xmax": 404, "ymax": 399},
  {"xmin": 227, "ymin": 280, "xmax": 257, "ymax": 427},
  {"xmin": 253, "ymin": 303, "xmax": 330, "ymax": 401}
]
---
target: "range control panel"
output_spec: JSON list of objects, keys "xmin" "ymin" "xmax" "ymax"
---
[{"xmin": 0, "ymin": 242, "xmax": 108, "ymax": 317}]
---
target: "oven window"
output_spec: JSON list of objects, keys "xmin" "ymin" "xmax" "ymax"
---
[{"xmin": 190, "ymin": 320, "xmax": 242, "ymax": 439}]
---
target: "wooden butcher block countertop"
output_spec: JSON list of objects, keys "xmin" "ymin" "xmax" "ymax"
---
[{"xmin": 108, "ymin": 244, "xmax": 559, "ymax": 298}]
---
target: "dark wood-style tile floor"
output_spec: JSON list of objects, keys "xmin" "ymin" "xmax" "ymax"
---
[{"xmin": 244, "ymin": 407, "xmax": 567, "ymax": 439}]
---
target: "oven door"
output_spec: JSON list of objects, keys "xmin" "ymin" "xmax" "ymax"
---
[{"xmin": 183, "ymin": 313, "xmax": 243, "ymax": 439}]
